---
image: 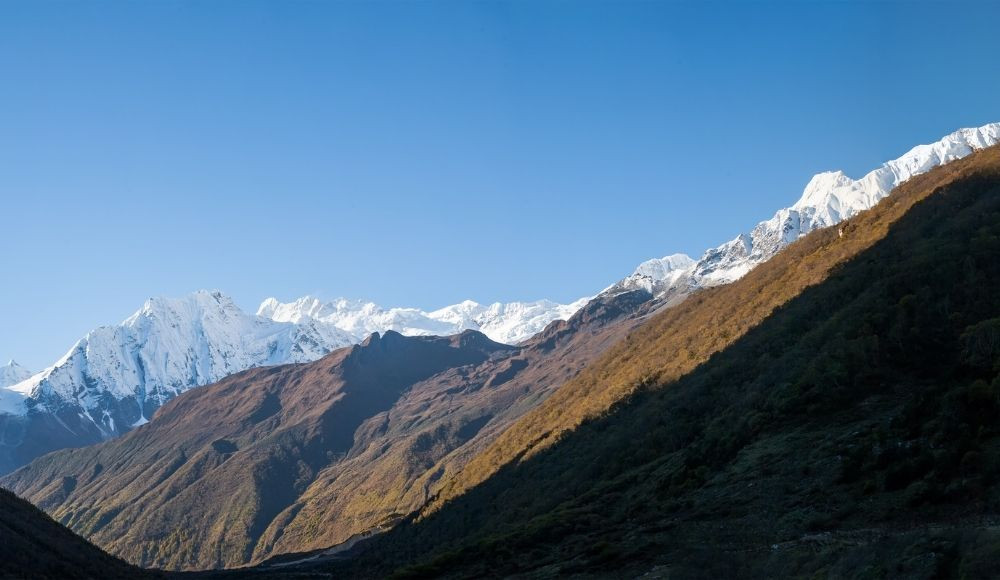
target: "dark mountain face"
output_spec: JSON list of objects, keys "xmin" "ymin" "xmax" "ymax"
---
[
  {"xmin": 0, "ymin": 411, "xmax": 107, "ymax": 476},
  {"xmin": 1, "ymin": 286, "xmax": 651, "ymax": 572},
  {"xmin": 0, "ymin": 488, "xmax": 153, "ymax": 580},
  {"xmin": 319, "ymin": 146, "xmax": 1000, "ymax": 578}
]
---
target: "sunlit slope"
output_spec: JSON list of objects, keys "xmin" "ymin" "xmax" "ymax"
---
[{"xmin": 431, "ymin": 145, "xmax": 1000, "ymax": 511}]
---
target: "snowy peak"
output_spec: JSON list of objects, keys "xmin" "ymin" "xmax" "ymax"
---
[
  {"xmin": 790, "ymin": 123, "xmax": 1000, "ymax": 230},
  {"xmin": 256, "ymin": 295, "xmax": 331, "ymax": 322},
  {"xmin": 132, "ymin": 289, "xmax": 240, "ymax": 320},
  {"xmin": 0, "ymin": 361, "xmax": 33, "ymax": 416},
  {"xmin": 633, "ymin": 253, "xmax": 695, "ymax": 280},
  {"xmin": 256, "ymin": 294, "xmax": 590, "ymax": 345},
  {"xmin": 612, "ymin": 122, "xmax": 1000, "ymax": 296},
  {"xmin": 0, "ymin": 360, "xmax": 30, "ymax": 389},
  {"xmin": 884, "ymin": 123, "xmax": 1000, "ymax": 183},
  {"xmin": 607, "ymin": 253, "xmax": 696, "ymax": 297},
  {"xmin": 794, "ymin": 170, "xmax": 854, "ymax": 212},
  {"xmin": 2, "ymin": 291, "xmax": 360, "ymax": 428}
]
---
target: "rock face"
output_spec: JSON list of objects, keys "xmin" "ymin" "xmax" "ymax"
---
[
  {"xmin": 1, "ymin": 289, "xmax": 647, "ymax": 571},
  {"xmin": 0, "ymin": 291, "xmax": 586, "ymax": 474}
]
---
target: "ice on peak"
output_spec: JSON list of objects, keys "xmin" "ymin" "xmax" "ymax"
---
[
  {"xmin": 793, "ymin": 170, "xmax": 852, "ymax": 210},
  {"xmin": 605, "ymin": 253, "xmax": 696, "ymax": 297},
  {"xmin": 256, "ymin": 296, "xmax": 280, "ymax": 316},
  {"xmin": 0, "ymin": 360, "xmax": 31, "ymax": 389},
  {"xmin": 794, "ymin": 123, "xmax": 1000, "ymax": 217},
  {"xmin": 258, "ymin": 295, "xmax": 328, "ymax": 322},
  {"xmin": 258, "ymin": 294, "xmax": 588, "ymax": 346},
  {"xmin": 0, "ymin": 360, "xmax": 34, "ymax": 414},
  {"xmin": 612, "ymin": 121, "xmax": 1000, "ymax": 296},
  {"xmin": 633, "ymin": 253, "xmax": 695, "ymax": 279}
]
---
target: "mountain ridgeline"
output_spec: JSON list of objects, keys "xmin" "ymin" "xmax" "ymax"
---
[{"xmin": 326, "ymin": 145, "xmax": 1000, "ymax": 577}]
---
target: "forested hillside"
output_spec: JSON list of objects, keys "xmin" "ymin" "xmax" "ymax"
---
[{"xmin": 0, "ymin": 488, "xmax": 153, "ymax": 580}]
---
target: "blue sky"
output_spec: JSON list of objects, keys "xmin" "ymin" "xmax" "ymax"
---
[{"xmin": 2, "ymin": 0, "xmax": 999, "ymax": 369}]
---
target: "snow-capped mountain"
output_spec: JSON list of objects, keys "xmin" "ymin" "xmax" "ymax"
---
[
  {"xmin": 0, "ymin": 362, "xmax": 32, "ymax": 417},
  {"xmin": 609, "ymin": 122, "xmax": 1000, "ymax": 298},
  {"xmin": 258, "ymin": 295, "xmax": 590, "ymax": 346},
  {"xmin": 0, "ymin": 361, "xmax": 30, "ymax": 389},
  {"xmin": 0, "ymin": 291, "xmax": 586, "ymax": 438},
  {"xmin": 608, "ymin": 254, "xmax": 696, "ymax": 296},
  {"xmin": 0, "ymin": 291, "xmax": 361, "ymax": 425}
]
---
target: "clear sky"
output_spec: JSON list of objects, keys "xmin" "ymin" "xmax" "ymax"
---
[{"xmin": 2, "ymin": 0, "xmax": 999, "ymax": 370}]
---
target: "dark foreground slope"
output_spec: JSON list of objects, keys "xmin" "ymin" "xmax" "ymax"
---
[
  {"xmin": 0, "ymin": 488, "xmax": 154, "ymax": 580},
  {"xmin": 322, "ymin": 147, "xmax": 1000, "ymax": 578}
]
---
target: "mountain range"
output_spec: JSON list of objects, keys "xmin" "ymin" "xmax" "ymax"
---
[
  {"xmin": 0, "ymin": 123, "xmax": 997, "ymax": 476},
  {"xmin": 1, "ymin": 124, "xmax": 999, "ymax": 577}
]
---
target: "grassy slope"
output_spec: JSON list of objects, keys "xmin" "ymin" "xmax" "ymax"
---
[{"xmin": 334, "ymin": 146, "xmax": 1000, "ymax": 578}]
